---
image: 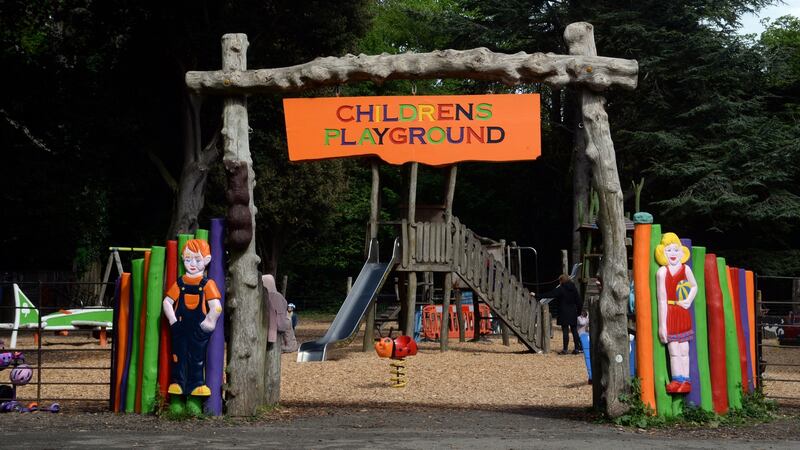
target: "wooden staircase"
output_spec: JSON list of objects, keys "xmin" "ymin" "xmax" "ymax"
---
[
  {"xmin": 396, "ymin": 217, "xmax": 549, "ymax": 353},
  {"xmin": 450, "ymin": 219, "xmax": 547, "ymax": 352}
]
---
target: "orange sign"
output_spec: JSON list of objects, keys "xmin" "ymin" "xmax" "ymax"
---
[{"xmin": 283, "ymin": 94, "xmax": 541, "ymax": 165}]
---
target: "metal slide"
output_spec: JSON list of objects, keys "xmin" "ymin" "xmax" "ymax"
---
[{"xmin": 297, "ymin": 238, "xmax": 400, "ymax": 362}]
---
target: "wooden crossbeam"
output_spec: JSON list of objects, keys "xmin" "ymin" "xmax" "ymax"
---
[{"xmin": 186, "ymin": 48, "xmax": 638, "ymax": 94}]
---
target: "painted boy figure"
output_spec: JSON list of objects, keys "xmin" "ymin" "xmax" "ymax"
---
[
  {"xmin": 162, "ymin": 239, "xmax": 222, "ymax": 412},
  {"xmin": 655, "ymin": 232, "xmax": 697, "ymax": 394}
]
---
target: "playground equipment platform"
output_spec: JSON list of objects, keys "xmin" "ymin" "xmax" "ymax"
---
[{"xmin": 297, "ymin": 216, "xmax": 549, "ymax": 361}]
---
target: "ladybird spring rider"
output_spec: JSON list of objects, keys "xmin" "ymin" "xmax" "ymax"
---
[
  {"xmin": 375, "ymin": 335, "xmax": 418, "ymax": 388},
  {"xmin": 655, "ymin": 232, "xmax": 698, "ymax": 394},
  {"xmin": 162, "ymin": 239, "xmax": 222, "ymax": 414}
]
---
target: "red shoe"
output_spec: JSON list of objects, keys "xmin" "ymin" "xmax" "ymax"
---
[
  {"xmin": 666, "ymin": 380, "xmax": 681, "ymax": 393},
  {"xmin": 676, "ymin": 381, "xmax": 691, "ymax": 394}
]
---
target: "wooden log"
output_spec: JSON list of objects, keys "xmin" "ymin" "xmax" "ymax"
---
[
  {"xmin": 401, "ymin": 219, "xmax": 409, "ymax": 269},
  {"xmin": 506, "ymin": 282, "xmax": 515, "ymax": 325},
  {"xmin": 408, "ymin": 162, "xmax": 418, "ymax": 265},
  {"xmin": 492, "ymin": 263, "xmax": 503, "ymax": 307},
  {"xmin": 398, "ymin": 272, "xmax": 408, "ymax": 332},
  {"xmin": 460, "ymin": 225, "xmax": 468, "ymax": 271},
  {"xmin": 456, "ymin": 288, "xmax": 466, "ymax": 342},
  {"xmin": 221, "ymin": 34, "xmax": 268, "ymax": 416},
  {"xmin": 522, "ymin": 291, "xmax": 530, "ymax": 335},
  {"xmin": 454, "ymin": 225, "xmax": 463, "ymax": 270},
  {"xmin": 445, "ymin": 222, "xmax": 452, "ymax": 264},
  {"xmin": 414, "ymin": 222, "xmax": 425, "ymax": 263},
  {"xmin": 440, "ymin": 272, "xmax": 453, "ymax": 351},
  {"xmin": 530, "ymin": 299, "xmax": 540, "ymax": 347},
  {"xmin": 498, "ymin": 268, "xmax": 509, "ymax": 313},
  {"xmin": 436, "ymin": 223, "xmax": 442, "ymax": 263},
  {"xmin": 565, "ymin": 22, "xmax": 632, "ymax": 418},
  {"xmin": 436, "ymin": 223, "xmax": 443, "ymax": 263},
  {"xmin": 470, "ymin": 239, "xmax": 479, "ymax": 283},
  {"xmin": 445, "ymin": 166, "xmax": 458, "ymax": 222},
  {"xmin": 423, "ymin": 222, "xmax": 431, "ymax": 263},
  {"xmin": 404, "ymin": 271, "xmax": 417, "ymax": 337},
  {"xmin": 363, "ymin": 161, "xmax": 380, "ymax": 352},
  {"xmin": 395, "ymin": 263, "xmax": 451, "ymax": 272},
  {"xmin": 186, "ymin": 48, "xmax": 639, "ymax": 94},
  {"xmin": 265, "ymin": 340, "xmax": 280, "ymax": 405},
  {"xmin": 541, "ymin": 303, "xmax": 551, "ymax": 353},
  {"xmin": 487, "ymin": 260, "xmax": 497, "ymax": 300},
  {"xmin": 450, "ymin": 224, "xmax": 458, "ymax": 269},
  {"xmin": 520, "ymin": 290, "xmax": 529, "ymax": 335},
  {"xmin": 471, "ymin": 283, "xmax": 482, "ymax": 342},
  {"xmin": 480, "ymin": 250, "xmax": 488, "ymax": 293}
]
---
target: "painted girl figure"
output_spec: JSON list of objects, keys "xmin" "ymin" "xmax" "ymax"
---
[{"xmin": 655, "ymin": 232, "xmax": 697, "ymax": 394}]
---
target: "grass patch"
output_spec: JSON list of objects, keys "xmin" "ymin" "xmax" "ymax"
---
[
  {"xmin": 298, "ymin": 311, "xmax": 337, "ymax": 322},
  {"xmin": 613, "ymin": 378, "xmax": 777, "ymax": 428}
]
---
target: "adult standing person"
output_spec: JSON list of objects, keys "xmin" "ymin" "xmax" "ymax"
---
[{"xmin": 538, "ymin": 274, "xmax": 584, "ymax": 354}]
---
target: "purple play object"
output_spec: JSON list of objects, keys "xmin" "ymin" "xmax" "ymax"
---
[
  {"xmin": 204, "ymin": 218, "xmax": 226, "ymax": 416},
  {"xmin": 0, "ymin": 352, "xmax": 12, "ymax": 369},
  {"xmin": 10, "ymin": 364, "xmax": 32, "ymax": 386},
  {"xmin": 738, "ymin": 269, "xmax": 754, "ymax": 393},
  {"xmin": 1, "ymin": 401, "xmax": 22, "ymax": 412}
]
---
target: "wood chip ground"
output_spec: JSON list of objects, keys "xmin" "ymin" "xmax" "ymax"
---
[{"xmin": 4, "ymin": 320, "xmax": 798, "ymax": 410}]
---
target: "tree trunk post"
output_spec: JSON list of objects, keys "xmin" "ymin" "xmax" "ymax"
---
[
  {"xmin": 220, "ymin": 34, "xmax": 268, "ymax": 416},
  {"xmin": 440, "ymin": 272, "xmax": 453, "ymax": 351},
  {"xmin": 363, "ymin": 161, "xmax": 380, "ymax": 351},
  {"xmin": 540, "ymin": 303, "xmax": 550, "ymax": 353},
  {"xmin": 402, "ymin": 162, "xmax": 418, "ymax": 337},
  {"xmin": 265, "ymin": 337, "xmax": 280, "ymax": 405},
  {"xmin": 571, "ymin": 99, "xmax": 591, "ymax": 269},
  {"xmin": 565, "ymin": 22, "xmax": 631, "ymax": 418},
  {"xmin": 471, "ymin": 287, "xmax": 482, "ymax": 342},
  {"xmin": 456, "ymin": 289, "xmax": 466, "ymax": 342},
  {"xmin": 405, "ymin": 272, "xmax": 417, "ymax": 337},
  {"xmin": 441, "ymin": 165, "xmax": 457, "ymax": 351}
]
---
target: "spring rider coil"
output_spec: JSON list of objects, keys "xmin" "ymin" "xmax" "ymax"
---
[{"xmin": 375, "ymin": 335, "xmax": 418, "ymax": 388}]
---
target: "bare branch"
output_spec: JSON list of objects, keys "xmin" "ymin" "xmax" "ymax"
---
[
  {"xmin": 186, "ymin": 47, "xmax": 638, "ymax": 94},
  {"xmin": 146, "ymin": 148, "xmax": 178, "ymax": 192},
  {"xmin": 200, "ymin": 128, "xmax": 222, "ymax": 166},
  {"xmin": 1, "ymin": 109, "xmax": 55, "ymax": 153}
]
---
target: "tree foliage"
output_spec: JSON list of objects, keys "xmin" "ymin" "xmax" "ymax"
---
[{"xmin": 2, "ymin": 0, "xmax": 798, "ymax": 295}]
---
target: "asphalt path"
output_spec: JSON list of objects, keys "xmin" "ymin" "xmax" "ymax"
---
[{"xmin": 5, "ymin": 406, "xmax": 799, "ymax": 449}]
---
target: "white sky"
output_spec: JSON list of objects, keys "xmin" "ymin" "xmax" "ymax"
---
[{"xmin": 738, "ymin": 0, "xmax": 800, "ymax": 34}]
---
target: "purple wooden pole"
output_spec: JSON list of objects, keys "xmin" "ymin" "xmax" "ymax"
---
[
  {"xmin": 110, "ymin": 277, "xmax": 121, "ymax": 411},
  {"xmin": 681, "ymin": 238, "xmax": 702, "ymax": 408},
  {"xmin": 738, "ymin": 269, "xmax": 754, "ymax": 393},
  {"xmin": 205, "ymin": 218, "xmax": 226, "ymax": 415}
]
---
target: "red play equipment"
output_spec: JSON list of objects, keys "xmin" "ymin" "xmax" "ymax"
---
[{"xmin": 421, "ymin": 304, "xmax": 492, "ymax": 340}]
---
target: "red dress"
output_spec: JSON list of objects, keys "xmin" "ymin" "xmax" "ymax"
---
[{"xmin": 665, "ymin": 264, "xmax": 694, "ymax": 342}]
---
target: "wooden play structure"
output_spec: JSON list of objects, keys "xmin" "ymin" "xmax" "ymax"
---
[
  {"xmin": 366, "ymin": 189, "xmax": 551, "ymax": 353},
  {"xmin": 185, "ymin": 22, "xmax": 639, "ymax": 416}
]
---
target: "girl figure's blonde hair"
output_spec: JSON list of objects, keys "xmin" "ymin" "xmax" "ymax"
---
[{"xmin": 655, "ymin": 232, "xmax": 690, "ymax": 266}]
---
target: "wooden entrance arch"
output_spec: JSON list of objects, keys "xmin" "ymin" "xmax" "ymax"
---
[{"xmin": 186, "ymin": 22, "xmax": 638, "ymax": 417}]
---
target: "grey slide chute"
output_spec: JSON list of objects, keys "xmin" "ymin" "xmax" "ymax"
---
[{"xmin": 297, "ymin": 238, "xmax": 399, "ymax": 362}]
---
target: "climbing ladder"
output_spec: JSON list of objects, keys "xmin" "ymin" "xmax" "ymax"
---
[{"xmin": 396, "ymin": 217, "xmax": 549, "ymax": 352}]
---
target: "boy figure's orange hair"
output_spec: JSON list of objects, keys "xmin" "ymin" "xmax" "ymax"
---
[{"xmin": 183, "ymin": 239, "xmax": 211, "ymax": 257}]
